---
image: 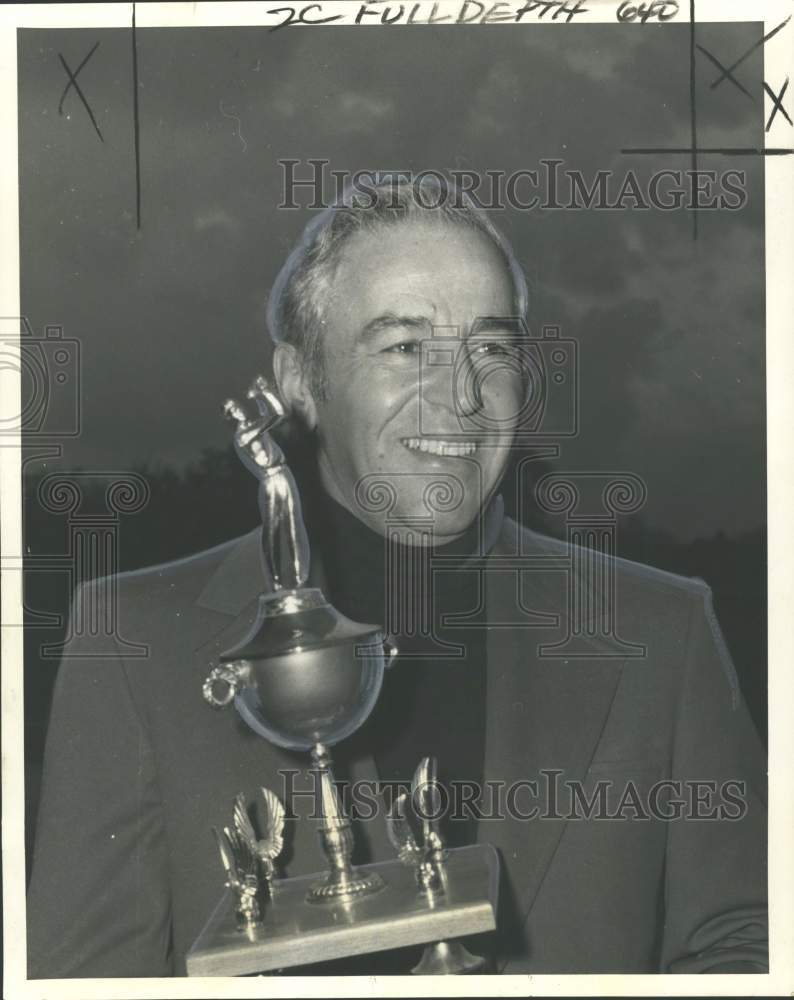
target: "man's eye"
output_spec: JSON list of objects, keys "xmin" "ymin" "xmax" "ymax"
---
[
  {"xmin": 472, "ymin": 340, "xmax": 512, "ymax": 357},
  {"xmin": 384, "ymin": 340, "xmax": 421, "ymax": 355}
]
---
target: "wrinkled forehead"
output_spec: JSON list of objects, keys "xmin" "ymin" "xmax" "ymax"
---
[{"xmin": 323, "ymin": 219, "xmax": 517, "ymax": 341}]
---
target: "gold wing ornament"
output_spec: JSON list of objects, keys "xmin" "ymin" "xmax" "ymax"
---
[
  {"xmin": 212, "ymin": 824, "xmax": 262, "ymax": 929},
  {"xmin": 386, "ymin": 756, "xmax": 447, "ymax": 893},
  {"xmin": 258, "ymin": 787, "xmax": 286, "ymax": 862},
  {"xmin": 232, "ymin": 794, "xmax": 258, "ymax": 855},
  {"xmin": 386, "ymin": 791, "xmax": 424, "ymax": 866},
  {"xmin": 231, "ymin": 789, "xmax": 286, "ymax": 892},
  {"xmin": 212, "ymin": 825, "xmax": 238, "ymax": 887},
  {"xmin": 389, "ymin": 759, "xmax": 485, "ymax": 972},
  {"xmin": 413, "ymin": 756, "xmax": 444, "ymax": 851}
]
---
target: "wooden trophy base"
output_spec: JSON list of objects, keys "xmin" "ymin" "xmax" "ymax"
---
[{"xmin": 186, "ymin": 843, "xmax": 499, "ymax": 977}]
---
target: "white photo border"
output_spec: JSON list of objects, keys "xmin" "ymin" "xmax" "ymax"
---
[{"xmin": 1, "ymin": 1, "xmax": 791, "ymax": 997}]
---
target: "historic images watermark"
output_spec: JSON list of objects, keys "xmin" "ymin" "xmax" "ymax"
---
[
  {"xmin": 1, "ymin": 316, "xmax": 151, "ymax": 655},
  {"xmin": 415, "ymin": 321, "xmax": 578, "ymax": 443},
  {"xmin": 278, "ymin": 161, "xmax": 748, "ymax": 212},
  {"xmin": 0, "ymin": 319, "xmax": 81, "ymax": 439},
  {"xmin": 278, "ymin": 769, "xmax": 750, "ymax": 823}
]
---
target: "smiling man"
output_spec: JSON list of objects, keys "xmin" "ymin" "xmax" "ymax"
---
[
  {"xmin": 27, "ymin": 175, "xmax": 767, "ymax": 977},
  {"xmin": 269, "ymin": 179, "xmax": 528, "ymax": 541}
]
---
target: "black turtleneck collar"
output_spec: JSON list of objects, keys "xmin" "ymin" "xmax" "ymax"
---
[{"xmin": 306, "ymin": 488, "xmax": 493, "ymax": 633}]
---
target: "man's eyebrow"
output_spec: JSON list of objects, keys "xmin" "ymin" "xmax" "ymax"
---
[
  {"xmin": 470, "ymin": 316, "xmax": 525, "ymax": 335},
  {"xmin": 359, "ymin": 313, "xmax": 431, "ymax": 339}
]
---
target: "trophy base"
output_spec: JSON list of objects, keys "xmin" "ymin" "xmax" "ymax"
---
[
  {"xmin": 187, "ymin": 842, "xmax": 499, "ymax": 977},
  {"xmin": 306, "ymin": 868, "xmax": 385, "ymax": 904}
]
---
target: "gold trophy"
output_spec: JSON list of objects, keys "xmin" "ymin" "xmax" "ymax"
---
[{"xmin": 188, "ymin": 376, "xmax": 499, "ymax": 976}]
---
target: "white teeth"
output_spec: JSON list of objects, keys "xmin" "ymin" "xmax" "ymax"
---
[{"xmin": 402, "ymin": 438, "xmax": 477, "ymax": 457}]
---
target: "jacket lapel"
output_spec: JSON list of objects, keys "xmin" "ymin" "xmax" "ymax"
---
[
  {"xmin": 194, "ymin": 528, "xmax": 264, "ymax": 618},
  {"xmin": 481, "ymin": 522, "xmax": 626, "ymax": 959}
]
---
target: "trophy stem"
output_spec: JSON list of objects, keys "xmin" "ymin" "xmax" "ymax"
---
[{"xmin": 306, "ymin": 743, "xmax": 385, "ymax": 904}]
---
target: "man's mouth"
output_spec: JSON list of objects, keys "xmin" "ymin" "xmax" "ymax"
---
[{"xmin": 401, "ymin": 437, "xmax": 478, "ymax": 457}]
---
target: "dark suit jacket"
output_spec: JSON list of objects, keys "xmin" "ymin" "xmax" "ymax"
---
[{"xmin": 27, "ymin": 514, "xmax": 768, "ymax": 976}]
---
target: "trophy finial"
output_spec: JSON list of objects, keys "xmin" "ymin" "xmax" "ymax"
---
[
  {"xmin": 223, "ymin": 392, "xmax": 282, "ymax": 468},
  {"xmin": 247, "ymin": 375, "xmax": 286, "ymax": 423},
  {"xmin": 221, "ymin": 374, "xmax": 309, "ymax": 590},
  {"xmin": 223, "ymin": 397, "xmax": 247, "ymax": 426}
]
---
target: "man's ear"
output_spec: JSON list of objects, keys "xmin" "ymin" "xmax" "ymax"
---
[{"xmin": 273, "ymin": 342, "xmax": 318, "ymax": 431}]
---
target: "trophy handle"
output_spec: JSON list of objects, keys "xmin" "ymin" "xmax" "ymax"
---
[
  {"xmin": 203, "ymin": 661, "xmax": 251, "ymax": 708},
  {"xmin": 383, "ymin": 639, "xmax": 399, "ymax": 668}
]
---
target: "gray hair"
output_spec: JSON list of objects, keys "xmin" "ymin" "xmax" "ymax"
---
[{"xmin": 266, "ymin": 172, "xmax": 529, "ymax": 400}]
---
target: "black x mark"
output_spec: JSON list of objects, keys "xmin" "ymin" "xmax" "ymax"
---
[
  {"xmin": 696, "ymin": 44, "xmax": 755, "ymax": 102},
  {"xmin": 764, "ymin": 77, "xmax": 792, "ymax": 131},
  {"xmin": 708, "ymin": 15, "xmax": 790, "ymax": 91},
  {"xmin": 58, "ymin": 41, "xmax": 104, "ymax": 142},
  {"xmin": 696, "ymin": 42, "xmax": 791, "ymax": 133}
]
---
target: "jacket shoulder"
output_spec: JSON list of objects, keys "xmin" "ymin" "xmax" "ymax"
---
[
  {"xmin": 78, "ymin": 530, "xmax": 257, "ymax": 616},
  {"xmin": 501, "ymin": 516, "xmax": 712, "ymax": 601},
  {"xmin": 500, "ymin": 518, "xmax": 741, "ymax": 698}
]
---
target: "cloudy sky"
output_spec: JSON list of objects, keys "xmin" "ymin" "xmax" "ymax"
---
[{"xmin": 18, "ymin": 22, "xmax": 766, "ymax": 542}]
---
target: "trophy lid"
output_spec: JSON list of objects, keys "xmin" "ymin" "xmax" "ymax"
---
[{"xmin": 219, "ymin": 588, "xmax": 383, "ymax": 662}]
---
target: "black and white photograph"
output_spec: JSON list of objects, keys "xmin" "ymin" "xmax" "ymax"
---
[{"xmin": 1, "ymin": 0, "xmax": 793, "ymax": 994}]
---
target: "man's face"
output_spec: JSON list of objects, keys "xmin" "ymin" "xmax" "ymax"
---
[{"xmin": 310, "ymin": 219, "xmax": 525, "ymax": 540}]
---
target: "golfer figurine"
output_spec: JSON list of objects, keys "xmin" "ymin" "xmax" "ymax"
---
[{"xmin": 223, "ymin": 375, "xmax": 310, "ymax": 592}]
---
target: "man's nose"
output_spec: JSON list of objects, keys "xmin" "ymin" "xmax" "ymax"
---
[{"xmin": 420, "ymin": 339, "xmax": 483, "ymax": 419}]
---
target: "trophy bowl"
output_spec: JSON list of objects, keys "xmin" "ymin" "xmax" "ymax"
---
[
  {"xmin": 203, "ymin": 586, "xmax": 396, "ymax": 903},
  {"xmin": 204, "ymin": 589, "xmax": 394, "ymax": 752}
]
